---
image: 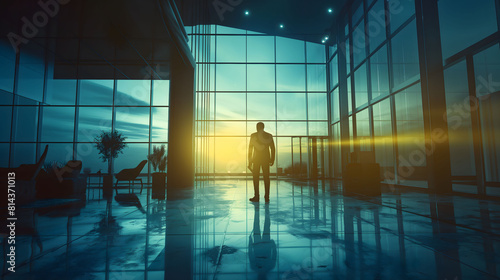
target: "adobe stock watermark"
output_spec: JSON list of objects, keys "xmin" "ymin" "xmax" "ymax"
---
[
  {"xmin": 7, "ymin": 0, "xmax": 71, "ymax": 53},
  {"xmin": 212, "ymin": 0, "xmax": 243, "ymax": 22},
  {"xmin": 383, "ymin": 73, "xmax": 499, "ymax": 190}
]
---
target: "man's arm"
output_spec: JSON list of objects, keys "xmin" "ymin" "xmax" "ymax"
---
[{"xmin": 270, "ymin": 136, "xmax": 275, "ymax": 166}]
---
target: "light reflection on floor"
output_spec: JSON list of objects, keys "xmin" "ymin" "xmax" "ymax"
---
[{"xmin": 1, "ymin": 179, "xmax": 500, "ymax": 279}]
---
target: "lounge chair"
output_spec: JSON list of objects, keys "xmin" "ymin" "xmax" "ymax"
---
[{"xmin": 114, "ymin": 160, "xmax": 147, "ymax": 194}]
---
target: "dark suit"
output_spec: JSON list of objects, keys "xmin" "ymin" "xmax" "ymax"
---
[{"xmin": 248, "ymin": 131, "xmax": 275, "ymax": 199}]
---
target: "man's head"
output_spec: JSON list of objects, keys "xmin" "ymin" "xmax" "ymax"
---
[{"xmin": 256, "ymin": 122, "xmax": 264, "ymax": 132}]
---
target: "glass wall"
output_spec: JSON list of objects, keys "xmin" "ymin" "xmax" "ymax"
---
[
  {"xmin": 189, "ymin": 26, "xmax": 329, "ymax": 176},
  {"xmin": 0, "ymin": 39, "xmax": 169, "ymax": 179}
]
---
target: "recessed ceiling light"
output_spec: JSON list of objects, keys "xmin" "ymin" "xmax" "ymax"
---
[
  {"xmin": 279, "ymin": 24, "xmax": 284, "ymax": 29},
  {"xmin": 322, "ymin": 40, "xmax": 326, "ymax": 43},
  {"xmin": 245, "ymin": 10, "xmax": 250, "ymax": 15},
  {"xmin": 328, "ymin": 8, "xmax": 333, "ymax": 13},
  {"xmin": 324, "ymin": 36, "xmax": 329, "ymax": 40}
]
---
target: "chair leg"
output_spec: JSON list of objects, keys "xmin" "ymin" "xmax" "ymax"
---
[
  {"xmin": 129, "ymin": 181, "xmax": 131, "ymax": 193},
  {"xmin": 139, "ymin": 179, "xmax": 143, "ymax": 194},
  {"xmin": 115, "ymin": 180, "xmax": 119, "ymax": 195}
]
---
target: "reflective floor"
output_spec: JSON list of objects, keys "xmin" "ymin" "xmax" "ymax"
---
[{"xmin": 2, "ymin": 180, "xmax": 500, "ymax": 279}]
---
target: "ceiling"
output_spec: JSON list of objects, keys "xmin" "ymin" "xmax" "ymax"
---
[{"xmin": 175, "ymin": 0, "xmax": 349, "ymax": 43}]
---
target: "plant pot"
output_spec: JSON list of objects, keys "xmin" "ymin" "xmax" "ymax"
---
[
  {"xmin": 103, "ymin": 175, "xmax": 113, "ymax": 198},
  {"xmin": 152, "ymin": 172, "xmax": 166, "ymax": 199}
]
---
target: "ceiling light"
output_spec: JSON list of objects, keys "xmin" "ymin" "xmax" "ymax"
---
[
  {"xmin": 245, "ymin": 10, "xmax": 250, "ymax": 15},
  {"xmin": 324, "ymin": 36, "xmax": 329, "ymax": 40},
  {"xmin": 322, "ymin": 40, "xmax": 326, "ymax": 43},
  {"xmin": 328, "ymin": 8, "xmax": 333, "ymax": 13},
  {"xmin": 279, "ymin": 24, "xmax": 284, "ymax": 29}
]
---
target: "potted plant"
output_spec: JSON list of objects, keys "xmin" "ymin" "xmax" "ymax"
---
[
  {"xmin": 94, "ymin": 130, "xmax": 127, "ymax": 197},
  {"xmin": 148, "ymin": 145, "xmax": 167, "ymax": 199}
]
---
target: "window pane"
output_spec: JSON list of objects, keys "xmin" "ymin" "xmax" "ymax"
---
[
  {"xmin": 247, "ymin": 93, "xmax": 276, "ymax": 120},
  {"xmin": 306, "ymin": 42, "xmax": 326, "ymax": 63},
  {"xmin": 45, "ymin": 79, "xmax": 77, "ymax": 105},
  {"xmin": 370, "ymin": 45, "xmax": 389, "ymax": 99},
  {"xmin": 40, "ymin": 143, "xmax": 74, "ymax": 164},
  {"xmin": 0, "ymin": 40, "xmax": 16, "ymax": 93},
  {"xmin": 247, "ymin": 36, "xmax": 275, "ymax": 63},
  {"xmin": 115, "ymin": 107, "xmax": 150, "ymax": 142},
  {"xmin": 216, "ymin": 92, "xmax": 246, "ymax": 120},
  {"xmin": 391, "ymin": 20, "xmax": 420, "ymax": 89},
  {"xmin": 116, "ymin": 80, "xmax": 151, "ymax": 106},
  {"xmin": 78, "ymin": 107, "xmax": 113, "ymax": 142},
  {"xmin": 308, "ymin": 122, "xmax": 328, "ymax": 136},
  {"xmin": 277, "ymin": 137, "xmax": 292, "ymax": 174},
  {"xmin": 308, "ymin": 93, "xmax": 328, "ymax": 121},
  {"xmin": 373, "ymin": 99, "xmax": 394, "ymax": 181},
  {"xmin": 217, "ymin": 26, "xmax": 246, "ymax": 34},
  {"xmin": 352, "ymin": 20, "xmax": 366, "ymax": 66},
  {"xmin": 247, "ymin": 121, "xmax": 276, "ymax": 136},
  {"xmin": 439, "ymin": 0, "xmax": 498, "ymax": 60},
  {"xmin": 14, "ymin": 106, "xmax": 38, "ymax": 142},
  {"xmin": 329, "ymin": 55, "xmax": 339, "ymax": 89},
  {"xmin": 76, "ymin": 143, "xmax": 107, "ymax": 173},
  {"xmin": 352, "ymin": 0, "xmax": 364, "ymax": 26},
  {"xmin": 216, "ymin": 64, "xmax": 246, "ymax": 91},
  {"xmin": 389, "ymin": 0, "xmax": 415, "ymax": 33},
  {"xmin": 152, "ymin": 107, "xmax": 169, "ymax": 142},
  {"xmin": 12, "ymin": 143, "xmax": 36, "ymax": 167},
  {"xmin": 277, "ymin": 122, "xmax": 307, "ymax": 136},
  {"xmin": 153, "ymin": 80, "xmax": 170, "ymax": 106},
  {"xmin": 331, "ymin": 88, "xmax": 340, "ymax": 123},
  {"xmin": 367, "ymin": 0, "xmax": 386, "ymax": 53},
  {"xmin": 215, "ymin": 121, "xmax": 246, "ymax": 136},
  {"xmin": 17, "ymin": 44, "xmax": 45, "ymax": 102},
  {"xmin": 277, "ymin": 65, "xmax": 306, "ymax": 91},
  {"xmin": 277, "ymin": 93, "xmax": 307, "ymax": 120},
  {"xmin": 41, "ymin": 107, "xmax": 75, "ymax": 142},
  {"xmin": 80, "ymin": 80, "xmax": 114, "ymax": 105},
  {"xmin": 356, "ymin": 109, "xmax": 371, "ymax": 151},
  {"xmin": 0, "ymin": 143, "xmax": 9, "ymax": 166},
  {"xmin": 114, "ymin": 144, "xmax": 148, "ymax": 174},
  {"xmin": 247, "ymin": 65, "xmax": 275, "ymax": 91},
  {"xmin": 0, "ymin": 106, "xmax": 12, "ymax": 142},
  {"xmin": 216, "ymin": 36, "xmax": 246, "ymax": 62},
  {"xmin": 307, "ymin": 65, "xmax": 327, "ymax": 92},
  {"xmin": 214, "ymin": 137, "xmax": 247, "ymax": 173},
  {"xmin": 354, "ymin": 63, "xmax": 368, "ymax": 108},
  {"xmin": 276, "ymin": 37, "xmax": 305, "ymax": 63},
  {"xmin": 473, "ymin": 45, "xmax": 500, "ymax": 97}
]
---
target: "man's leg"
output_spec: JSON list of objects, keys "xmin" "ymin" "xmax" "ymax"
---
[
  {"xmin": 262, "ymin": 163, "xmax": 270, "ymax": 202},
  {"xmin": 251, "ymin": 162, "xmax": 261, "ymax": 201}
]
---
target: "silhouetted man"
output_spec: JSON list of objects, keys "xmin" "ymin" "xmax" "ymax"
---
[{"xmin": 248, "ymin": 122, "xmax": 275, "ymax": 203}]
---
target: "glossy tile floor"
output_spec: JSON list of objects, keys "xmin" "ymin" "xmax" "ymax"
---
[{"xmin": 2, "ymin": 180, "xmax": 500, "ymax": 279}]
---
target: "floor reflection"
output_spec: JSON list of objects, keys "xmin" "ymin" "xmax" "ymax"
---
[{"xmin": 1, "ymin": 180, "xmax": 499, "ymax": 279}]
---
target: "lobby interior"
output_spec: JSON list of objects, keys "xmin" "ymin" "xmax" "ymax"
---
[{"xmin": 1, "ymin": 0, "xmax": 500, "ymax": 279}]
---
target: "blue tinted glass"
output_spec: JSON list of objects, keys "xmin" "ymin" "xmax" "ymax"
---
[
  {"xmin": 367, "ymin": 0, "xmax": 387, "ymax": 53},
  {"xmin": 18, "ymin": 44, "xmax": 45, "ymax": 102},
  {"xmin": 80, "ymin": 80, "xmax": 114, "ymax": 105},
  {"xmin": 116, "ymin": 80, "xmax": 151, "ymax": 106},
  {"xmin": 12, "ymin": 143, "xmax": 36, "ymax": 167},
  {"xmin": 40, "ymin": 143, "xmax": 74, "ymax": 164},
  {"xmin": 439, "ymin": 0, "xmax": 498, "ymax": 60},
  {"xmin": 41, "ymin": 107, "xmax": 75, "ymax": 142},
  {"xmin": 216, "ymin": 64, "xmax": 246, "ymax": 91},
  {"xmin": 277, "ymin": 65, "xmax": 306, "ymax": 91},
  {"xmin": 0, "ymin": 40, "xmax": 16, "ymax": 93},
  {"xmin": 153, "ymin": 80, "xmax": 170, "ymax": 106},
  {"xmin": 216, "ymin": 92, "xmax": 246, "ymax": 120},
  {"xmin": 247, "ymin": 36, "xmax": 275, "ymax": 62},
  {"xmin": 78, "ymin": 107, "xmax": 113, "ymax": 142},
  {"xmin": 329, "ymin": 55, "xmax": 339, "ymax": 89},
  {"xmin": 114, "ymin": 144, "xmax": 148, "ymax": 173},
  {"xmin": 370, "ymin": 45, "xmax": 389, "ymax": 99},
  {"xmin": 115, "ymin": 107, "xmax": 150, "ymax": 142},
  {"xmin": 152, "ymin": 107, "xmax": 169, "ymax": 142},
  {"xmin": 45, "ymin": 79, "xmax": 77, "ymax": 105},
  {"xmin": 306, "ymin": 42, "xmax": 326, "ymax": 63},
  {"xmin": 388, "ymin": 0, "xmax": 415, "ymax": 33},
  {"xmin": 14, "ymin": 106, "xmax": 38, "ymax": 142},
  {"xmin": 76, "ymin": 143, "xmax": 108, "ymax": 173},
  {"xmin": 0, "ymin": 106, "xmax": 12, "ymax": 142},
  {"xmin": 247, "ymin": 93, "xmax": 276, "ymax": 120},
  {"xmin": 473, "ymin": 45, "xmax": 500, "ymax": 97},
  {"xmin": 217, "ymin": 26, "xmax": 246, "ymax": 34},
  {"xmin": 276, "ymin": 37, "xmax": 305, "ymax": 63},
  {"xmin": 307, "ymin": 65, "xmax": 327, "ymax": 91},
  {"xmin": 355, "ymin": 63, "xmax": 368, "ymax": 108},
  {"xmin": 352, "ymin": 20, "xmax": 366, "ymax": 66},
  {"xmin": 331, "ymin": 88, "xmax": 340, "ymax": 123},
  {"xmin": 0, "ymin": 91, "xmax": 13, "ymax": 105},
  {"xmin": 247, "ymin": 65, "xmax": 275, "ymax": 91},
  {"xmin": 216, "ymin": 36, "xmax": 246, "ymax": 62},
  {"xmin": 277, "ymin": 93, "xmax": 306, "ymax": 120},
  {"xmin": 308, "ymin": 93, "xmax": 328, "ymax": 120},
  {"xmin": 0, "ymin": 143, "xmax": 9, "ymax": 166},
  {"xmin": 391, "ymin": 20, "xmax": 420, "ymax": 89},
  {"xmin": 352, "ymin": 0, "xmax": 364, "ymax": 26}
]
